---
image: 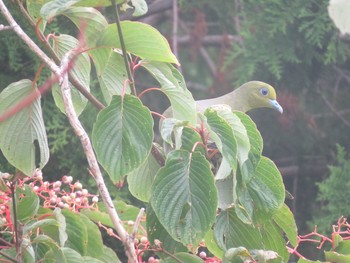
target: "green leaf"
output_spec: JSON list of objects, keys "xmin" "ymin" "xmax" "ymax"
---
[
  {"xmin": 223, "ymin": 247, "xmax": 250, "ymax": 262},
  {"xmin": 97, "ymin": 246, "xmax": 121, "ymax": 262},
  {"xmin": 26, "ymin": 0, "xmax": 50, "ymax": 31},
  {"xmin": 79, "ymin": 213, "xmax": 104, "ymax": 258},
  {"xmin": 216, "ymin": 175, "xmax": 234, "ymax": 210},
  {"xmin": 82, "ymin": 256, "xmax": 104, "ymax": 263},
  {"xmin": 74, "ymin": 0, "xmax": 123, "ymax": 7},
  {"xmin": 147, "ymin": 205, "xmax": 187, "ymax": 256},
  {"xmin": 160, "ymin": 118, "xmax": 188, "ymax": 148},
  {"xmin": 92, "ymin": 94, "xmax": 153, "ymax": 183},
  {"xmin": 81, "ymin": 201, "xmax": 139, "ymax": 228},
  {"xmin": 180, "ymin": 127, "xmax": 206, "ymax": 155},
  {"xmin": 89, "ymin": 48, "xmax": 130, "ymax": 105},
  {"xmin": 141, "ymin": 61, "xmax": 196, "ymax": 124},
  {"xmin": 151, "ymin": 150, "xmax": 217, "ymax": 245},
  {"xmin": 61, "ymin": 209, "xmax": 88, "ymax": 256},
  {"xmin": 128, "ymin": 152, "xmax": 161, "ymax": 202},
  {"xmin": 32, "ymin": 235, "xmax": 65, "ymax": 263},
  {"xmin": 335, "ymin": 238, "xmax": 350, "ymax": 254},
  {"xmin": 297, "ymin": 259, "xmax": 324, "ymax": 263},
  {"xmin": 214, "ymin": 208, "xmax": 262, "ymax": 251},
  {"xmin": 273, "ymin": 204, "xmax": 298, "ymax": 247},
  {"xmin": 0, "ymin": 79, "xmax": 49, "ymax": 175},
  {"xmin": 13, "ymin": 184, "xmax": 39, "ymax": 222},
  {"xmin": 160, "ymin": 252, "xmax": 204, "ymax": 263},
  {"xmin": 325, "ymin": 250, "xmax": 350, "ymax": 263},
  {"xmin": 51, "ymin": 34, "xmax": 90, "ymax": 116},
  {"xmin": 61, "ymin": 247, "xmax": 83, "ymax": 262},
  {"xmin": 61, "ymin": 7, "xmax": 108, "ymax": 47},
  {"xmin": 246, "ymin": 156, "xmax": 285, "ymax": 221},
  {"xmin": 41, "ymin": 0, "xmax": 80, "ymax": 20},
  {"xmin": 24, "ymin": 219, "xmax": 59, "ymax": 236},
  {"xmin": 233, "ymin": 111, "xmax": 263, "ymax": 183},
  {"xmin": 214, "ymin": 108, "xmax": 262, "ymax": 183},
  {"xmin": 98, "ymin": 22, "xmax": 178, "ymax": 64},
  {"xmin": 205, "ymin": 107, "xmax": 238, "ymax": 173},
  {"xmin": 204, "ymin": 229, "xmax": 225, "ymax": 259},
  {"xmin": 39, "ymin": 208, "xmax": 68, "ymax": 247},
  {"xmin": 22, "ymin": 238, "xmax": 35, "ymax": 263},
  {"xmin": 260, "ymin": 222, "xmax": 289, "ymax": 263},
  {"xmin": 131, "ymin": 0, "xmax": 148, "ymax": 16}
]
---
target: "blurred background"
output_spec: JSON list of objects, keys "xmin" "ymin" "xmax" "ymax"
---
[{"xmin": 1, "ymin": 0, "xmax": 350, "ymax": 260}]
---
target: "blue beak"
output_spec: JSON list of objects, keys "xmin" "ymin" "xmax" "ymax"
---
[{"xmin": 270, "ymin": 99, "xmax": 283, "ymax": 114}]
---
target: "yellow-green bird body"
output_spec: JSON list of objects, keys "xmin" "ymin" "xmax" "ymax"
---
[
  {"xmin": 195, "ymin": 81, "xmax": 283, "ymax": 114},
  {"xmin": 162, "ymin": 81, "xmax": 283, "ymax": 120}
]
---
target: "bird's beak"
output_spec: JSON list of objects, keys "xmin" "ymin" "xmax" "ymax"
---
[{"xmin": 270, "ymin": 99, "xmax": 283, "ymax": 114}]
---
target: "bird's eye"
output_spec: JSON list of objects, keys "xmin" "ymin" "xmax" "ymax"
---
[{"xmin": 260, "ymin": 88, "xmax": 269, "ymax": 96}]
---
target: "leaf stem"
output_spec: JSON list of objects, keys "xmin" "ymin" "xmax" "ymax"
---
[
  {"xmin": 9, "ymin": 181, "xmax": 20, "ymax": 262},
  {"xmin": 111, "ymin": 0, "xmax": 137, "ymax": 95}
]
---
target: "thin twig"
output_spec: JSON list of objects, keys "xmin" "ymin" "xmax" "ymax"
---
[
  {"xmin": 131, "ymin": 208, "xmax": 145, "ymax": 238},
  {"xmin": 0, "ymin": 250, "xmax": 16, "ymax": 262},
  {"xmin": 9, "ymin": 182, "xmax": 19, "ymax": 262},
  {"xmin": 172, "ymin": 0, "xmax": 178, "ymax": 58},
  {"xmin": 0, "ymin": 237, "xmax": 13, "ymax": 247},
  {"xmin": 60, "ymin": 51, "xmax": 138, "ymax": 263},
  {"xmin": 178, "ymin": 20, "xmax": 217, "ymax": 78},
  {"xmin": 111, "ymin": 0, "xmax": 136, "ymax": 95},
  {"xmin": 316, "ymin": 85, "xmax": 350, "ymax": 128},
  {"xmin": 0, "ymin": 24, "xmax": 15, "ymax": 31}
]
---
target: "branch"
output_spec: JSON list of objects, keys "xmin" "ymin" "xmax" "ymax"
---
[
  {"xmin": 316, "ymin": 85, "xmax": 350, "ymax": 128},
  {"xmin": 179, "ymin": 21, "xmax": 217, "ymax": 78},
  {"xmin": 172, "ymin": 0, "xmax": 179, "ymax": 58},
  {"xmin": 60, "ymin": 52, "xmax": 138, "ymax": 263},
  {"xmin": 0, "ymin": 24, "xmax": 15, "ymax": 31},
  {"xmin": 177, "ymin": 34, "xmax": 242, "ymax": 46},
  {"xmin": 111, "ymin": 0, "xmax": 136, "ymax": 95},
  {"xmin": 14, "ymin": 0, "xmax": 105, "ymax": 110},
  {"xmin": 0, "ymin": 1, "xmax": 60, "ymax": 74}
]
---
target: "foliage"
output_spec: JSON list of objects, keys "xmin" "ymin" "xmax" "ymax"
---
[
  {"xmin": 312, "ymin": 145, "xmax": 350, "ymax": 233},
  {"xmin": 4, "ymin": 0, "xmax": 344, "ymax": 262}
]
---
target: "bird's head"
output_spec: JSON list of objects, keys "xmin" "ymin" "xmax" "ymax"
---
[{"xmin": 238, "ymin": 81, "xmax": 283, "ymax": 113}]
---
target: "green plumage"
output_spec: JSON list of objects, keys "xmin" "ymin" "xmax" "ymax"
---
[{"xmin": 163, "ymin": 81, "xmax": 283, "ymax": 120}]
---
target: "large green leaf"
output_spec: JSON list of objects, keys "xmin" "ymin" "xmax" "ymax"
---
[
  {"xmin": 211, "ymin": 107, "xmax": 262, "ymax": 183},
  {"xmin": 61, "ymin": 209, "xmax": 88, "ymax": 256},
  {"xmin": 0, "ymin": 79, "xmax": 49, "ymax": 175},
  {"xmin": 151, "ymin": 150, "xmax": 217, "ymax": 245},
  {"xmin": 81, "ymin": 201, "xmax": 139, "ymax": 228},
  {"xmin": 89, "ymin": 48, "xmax": 130, "ymax": 105},
  {"xmin": 205, "ymin": 107, "xmax": 238, "ymax": 173},
  {"xmin": 245, "ymin": 156, "xmax": 285, "ymax": 221},
  {"xmin": 32, "ymin": 235, "xmax": 65, "ymax": 263},
  {"xmin": 51, "ymin": 34, "xmax": 90, "ymax": 116},
  {"xmin": 160, "ymin": 252, "xmax": 204, "ymax": 263},
  {"xmin": 147, "ymin": 205, "xmax": 187, "ymax": 257},
  {"xmin": 260, "ymin": 222, "xmax": 289, "ymax": 263},
  {"xmin": 79, "ymin": 213, "xmax": 104, "ymax": 259},
  {"xmin": 41, "ymin": 0, "xmax": 81, "ymax": 19},
  {"xmin": 214, "ymin": 208, "xmax": 262, "ymax": 251},
  {"xmin": 61, "ymin": 7, "xmax": 108, "ymax": 47},
  {"xmin": 128, "ymin": 152, "xmax": 161, "ymax": 202},
  {"xmin": 141, "ymin": 61, "xmax": 197, "ymax": 125},
  {"xmin": 26, "ymin": 0, "xmax": 50, "ymax": 31},
  {"xmin": 92, "ymin": 94, "xmax": 153, "ymax": 183},
  {"xmin": 13, "ymin": 185, "xmax": 39, "ymax": 223},
  {"xmin": 98, "ymin": 22, "xmax": 178, "ymax": 64},
  {"xmin": 274, "ymin": 204, "xmax": 298, "ymax": 247}
]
